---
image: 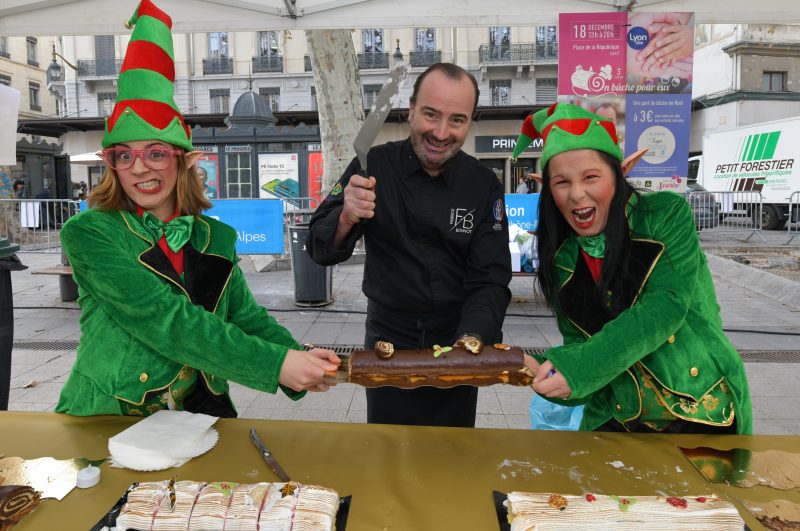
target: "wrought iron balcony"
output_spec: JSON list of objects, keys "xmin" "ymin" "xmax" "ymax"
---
[
  {"xmin": 77, "ymin": 58, "xmax": 122, "ymax": 77},
  {"xmin": 203, "ymin": 56, "xmax": 233, "ymax": 75},
  {"xmin": 358, "ymin": 52, "xmax": 389, "ymax": 70},
  {"xmin": 480, "ymin": 42, "xmax": 562, "ymax": 66},
  {"xmin": 409, "ymin": 50, "xmax": 441, "ymax": 68},
  {"xmin": 535, "ymin": 42, "xmax": 559, "ymax": 63},
  {"xmin": 252, "ymin": 55, "xmax": 283, "ymax": 73},
  {"xmin": 304, "ymin": 55, "xmax": 312, "ymax": 72}
]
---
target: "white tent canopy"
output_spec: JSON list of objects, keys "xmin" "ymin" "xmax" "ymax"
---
[{"xmin": 2, "ymin": 0, "xmax": 799, "ymax": 35}]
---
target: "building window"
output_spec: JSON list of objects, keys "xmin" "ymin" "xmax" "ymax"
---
[
  {"xmin": 535, "ymin": 26, "xmax": 558, "ymax": 59},
  {"xmin": 362, "ymin": 29, "xmax": 385, "ymax": 53},
  {"xmin": 0, "ymin": 37, "xmax": 9, "ymax": 58},
  {"xmin": 364, "ymin": 84, "xmax": 381, "ymax": 109},
  {"xmin": 28, "ymin": 82, "xmax": 41, "ymax": 111},
  {"xmin": 258, "ymin": 31, "xmax": 280, "ymax": 57},
  {"xmin": 94, "ymin": 35, "xmax": 117, "ymax": 76},
  {"xmin": 415, "ymin": 28, "xmax": 435, "ymax": 51},
  {"xmin": 0, "ymin": 74, "xmax": 10, "ymax": 86},
  {"xmin": 226, "ymin": 153, "xmax": 252, "ymax": 198},
  {"xmin": 26, "ymin": 36, "xmax": 38, "ymax": 67},
  {"xmin": 489, "ymin": 26, "xmax": 511, "ymax": 60},
  {"xmin": 97, "ymin": 92, "xmax": 117, "ymax": 117},
  {"xmin": 210, "ymin": 89, "xmax": 230, "ymax": 114},
  {"xmin": 208, "ymin": 32, "xmax": 229, "ymax": 58},
  {"xmin": 310, "ymin": 87, "xmax": 317, "ymax": 111},
  {"xmin": 535, "ymin": 78, "xmax": 557, "ymax": 104},
  {"xmin": 762, "ymin": 71, "xmax": 787, "ymax": 92},
  {"xmin": 259, "ymin": 87, "xmax": 280, "ymax": 113},
  {"xmin": 490, "ymin": 79, "xmax": 511, "ymax": 106}
]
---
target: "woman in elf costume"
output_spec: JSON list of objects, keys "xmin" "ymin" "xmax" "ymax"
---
[
  {"xmin": 521, "ymin": 103, "xmax": 752, "ymax": 434},
  {"xmin": 56, "ymin": 0, "xmax": 339, "ymax": 417}
]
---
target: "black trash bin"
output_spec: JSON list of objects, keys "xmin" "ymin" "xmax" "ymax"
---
[
  {"xmin": 59, "ymin": 251, "xmax": 78, "ymax": 303},
  {"xmin": 289, "ymin": 224, "xmax": 332, "ymax": 307},
  {"xmin": 0, "ymin": 238, "xmax": 27, "ymax": 410}
]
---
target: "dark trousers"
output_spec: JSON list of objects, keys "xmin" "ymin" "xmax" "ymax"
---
[
  {"xmin": 364, "ymin": 300, "xmax": 480, "ymax": 428},
  {"xmin": 183, "ymin": 378, "xmax": 238, "ymax": 418}
]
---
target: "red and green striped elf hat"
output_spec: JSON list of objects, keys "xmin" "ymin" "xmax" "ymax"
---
[
  {"xmin": 511, "ymin": 103, "xmax": 622, "ymax": 169},
  {"xmin": 102, "ymin": 0, "xmax": 192, "ymax": 151}
]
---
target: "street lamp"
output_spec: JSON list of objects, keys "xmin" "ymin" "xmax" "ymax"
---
[
  {"xmin": 46, "ymin": 44, "xmax": 77, "ymax": 85},
  {"xmin": 392, "ymin": 39, "xmax": 403, "ymax": 66}
]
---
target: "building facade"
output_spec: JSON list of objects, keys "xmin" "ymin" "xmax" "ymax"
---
[
  {"xmin": 49, "ymin": 25, "xmax": 559, "ymax": 194},
  {"xmin": 0, "ymin": 35, "xmax": 68, "ymax": 200},
  {"xmin": 690, "ymin": 23, "xmax": 800, "ymax": 153}
]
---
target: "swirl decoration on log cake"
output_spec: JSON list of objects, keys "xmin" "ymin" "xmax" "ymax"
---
[{"xmin": 0, "ymin": 485, "xmax": 42, "ymax": 530}]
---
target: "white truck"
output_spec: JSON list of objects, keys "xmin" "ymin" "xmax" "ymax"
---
[{"xmin": 688, "ymin": 116, "xmax": 800, "ymax": 230}]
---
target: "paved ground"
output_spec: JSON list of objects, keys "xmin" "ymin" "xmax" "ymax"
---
[{"xmin": 5, "ymin": 229, "xmax": 800, "ymax": 434}]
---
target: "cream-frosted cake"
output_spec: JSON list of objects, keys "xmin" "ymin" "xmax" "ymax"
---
[
  {"xmin": 505, "ymin": 492, "xmax": 745, "ymax": 530},
  {"xmin": 114, "ymin": 480, "xmax": 339, "ymax": 531}
]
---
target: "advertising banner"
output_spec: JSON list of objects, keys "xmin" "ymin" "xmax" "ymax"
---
[
  {"xmin": 195, "ymin": 154, "xmax": 219, "ymax": 199},
  {"xmin": 258, "ymin": 153, "xmax": 299, "ymax": 205},
  {"xmin": 504, "ymin": 193, "xmax": 540, "ymax": 232},
  {"xmin": 205, "ymin": 199, "xmax": 284, "ymax": 255},
  {"xmin": 558, "ymin": 12, "xmax": 695, "ymax": 192}
]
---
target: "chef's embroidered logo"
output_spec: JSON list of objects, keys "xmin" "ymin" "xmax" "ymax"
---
[
  {"xmin": 492, "ymin": 199, "xmax": 504, "ymax": 231},
  {"xmin": 323, "ymin": 183, "xmax": 344, "ymax": 202},
  {"xmin": 449, "ymin": 208, "xmax": 474, "ymax": 234}
]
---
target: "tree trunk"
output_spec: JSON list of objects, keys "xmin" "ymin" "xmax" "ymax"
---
[{"xmin": 306, "ymin": 29, "xmax": 364, "ymax": 197}]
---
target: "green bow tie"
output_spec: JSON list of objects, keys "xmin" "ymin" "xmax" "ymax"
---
[
  {"xmin": 576, "ymin": 233, "xmax": 606, "ymax": 259},
  {"xmin": 141, "ymin": 211, "xmax": 195, "ymax": 252}
]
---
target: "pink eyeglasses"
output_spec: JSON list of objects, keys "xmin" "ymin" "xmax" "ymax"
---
[{"xmin": 102, "ymin": 147, "xmax": 183, "ymax": 171}]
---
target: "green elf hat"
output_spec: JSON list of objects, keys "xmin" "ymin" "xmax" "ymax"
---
[
  {"xmin": 511, "ymin": 102, "xmax": 622, "ymax": 169},
  {"xmin": 101, "ymin": 0, "xmax": 192, "ymax": 151}
]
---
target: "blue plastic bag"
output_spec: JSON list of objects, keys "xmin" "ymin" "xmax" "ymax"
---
[{"xmin": 529, "ymin": 393, "xmax": 584, "ymax": 430}]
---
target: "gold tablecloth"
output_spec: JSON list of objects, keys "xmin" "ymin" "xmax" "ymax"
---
[{"xmin": 1, "ymin": 412, "xmax": 797, "ymax": 530}]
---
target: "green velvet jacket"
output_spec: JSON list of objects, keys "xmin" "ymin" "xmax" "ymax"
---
[
  {"xmin": 56, "ymin": 208, "xmax": 303, "ymax": 416},
  {"xmin": 540, "ymin": 191, "xmax": 752, "ymax": 434}
]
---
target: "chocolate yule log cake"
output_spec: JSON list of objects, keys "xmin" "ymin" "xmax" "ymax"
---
[
  {"xmin": 0, "ymin": 485, "xmax": 41, "ymax": 530},
  {"xmin": 327, "ymin": 343, "xmax": 534, "ymax": 388}
]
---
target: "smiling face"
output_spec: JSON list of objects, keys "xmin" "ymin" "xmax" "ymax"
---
[
  {"xmin": 408, "ymin": 70, "xmax": 475, "ymax": 176},
  {"xmin": 547, "ymin": 149, "xmax": 616, "ymax": 237},
  {"xmin": 115, "ymin": 140, "xmax": 180, "ymax": 221}
]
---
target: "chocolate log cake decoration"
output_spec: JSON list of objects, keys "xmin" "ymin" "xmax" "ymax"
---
[
  {"xmin": 326, "ymin": 344, "xmax": 534, "ymax": 388},
  {"xmin": 0, "ymin": 485, "xmax": 41, "ymax": 530}
]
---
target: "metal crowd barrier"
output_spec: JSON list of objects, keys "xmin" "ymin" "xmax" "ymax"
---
[
  {"xmin": 788, "ymin": 191, "xmax": 800, "ymax": 244},
  {"xmin": 0, "ymin": 199, "xmax": 81, "ymax": 253},
  {"xmin": 687, "ymin": 190, "xmax": 765, "ymax": 242}
]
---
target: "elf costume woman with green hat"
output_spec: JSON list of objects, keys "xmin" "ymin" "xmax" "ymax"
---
[
  {"xmin": 522, "ymin": 103, "xmax": 752, "ymax": 434},
  {"xmin": 55, "ymin": 0, "xmax": 340, "ymax": 417}
]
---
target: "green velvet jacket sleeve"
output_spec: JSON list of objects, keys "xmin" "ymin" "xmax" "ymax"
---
[
  {"xmin": 61, "ymin": 212, "xmax": 296, "ymax": 396},
  {"xmin": 224, "ymin": 259, "xmax": 304, "ymax": 399},
  {"xmin": 545, "ymin": 196, "xmax": 701, "ymax": 400}
]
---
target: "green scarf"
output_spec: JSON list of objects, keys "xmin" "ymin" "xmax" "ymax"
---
[
  {"xmin": 576, "ymin": 233, "xmax": 606, "ymax": 259},
  {"xmin": 141, "ymin": 211, "xmax": 194, "ymax": 252}
]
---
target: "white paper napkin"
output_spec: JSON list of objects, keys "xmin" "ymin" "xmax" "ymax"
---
[{"xmin": 108, "ymin": 410, "xmax": 219, "ymax": 471}]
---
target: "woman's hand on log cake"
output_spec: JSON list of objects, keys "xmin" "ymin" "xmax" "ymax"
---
[{"xmin": 279, "ymin": 348, "xmax": 341, "ymax": 392}]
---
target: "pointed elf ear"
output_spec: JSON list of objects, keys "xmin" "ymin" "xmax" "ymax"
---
[
  {"xmin": 621, "ymin": 148, "xmax": 648, "ymax": 177},
  {"xmin": 184, "ymin": 151, "xmax": 204, "ymax": 167}
]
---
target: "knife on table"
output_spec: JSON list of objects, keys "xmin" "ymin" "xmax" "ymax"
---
[
  {"xmin": 352, "ymin": 62, "xmax": 412, "ymax": 223},
  {"xmin": 250, "ymin": 427, "xmax": 291, "ymax": 482}
]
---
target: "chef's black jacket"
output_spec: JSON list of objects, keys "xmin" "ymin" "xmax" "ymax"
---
[{"xmin": 307, "ymin": 139, "xmax": 511, "ymax": 343}]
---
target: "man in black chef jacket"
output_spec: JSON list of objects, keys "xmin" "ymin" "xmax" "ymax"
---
[{"xmin": 307, "ymin": 63, "xmax": 512, "ymax": 427}]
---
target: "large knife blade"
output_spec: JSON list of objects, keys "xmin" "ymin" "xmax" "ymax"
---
[
  {"xmin": 249, "ymin": 428, "xmax": 291, "ymax": 482},
  {"xmin": 353, "ymin": 62, "xmax": 412, "ymax": 173}
]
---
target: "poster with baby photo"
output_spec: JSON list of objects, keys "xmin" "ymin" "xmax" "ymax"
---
[{"xmin": 626, "ymin": 12, "xmax": 694, "ymax": 95}]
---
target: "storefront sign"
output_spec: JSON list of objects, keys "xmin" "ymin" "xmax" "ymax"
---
[
  {"xmin": 307, "ymin": 143, "xmax": 322, "ymax": 152},
  {"xmin": 194, "ymin": 145, "xmax": 218, "ymax": 153},
  {"xmin": 476, "ymin": 136, "xmax": 542, "ymax": 154},
  {"xmin": 225, "ymin": 145, "xmax": 252, "ymax": 153}
]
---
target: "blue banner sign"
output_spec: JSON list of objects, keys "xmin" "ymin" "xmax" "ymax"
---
[
  {"xmin": 206, "ymin": 199, "xmax": 284, "ymax": 254},
  {"xmin": 81, "ymin": 199, "xmax": 285, "ymax": 254},
  {"xmin": 504, "ymin": 193, "xmax": 540, "ymax": 232}
]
